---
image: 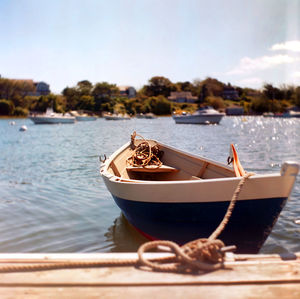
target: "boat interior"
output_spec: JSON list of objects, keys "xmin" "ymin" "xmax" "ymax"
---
[{"xmin": 106, "ymin": 140, "xmax": 237, "ymax": 181}]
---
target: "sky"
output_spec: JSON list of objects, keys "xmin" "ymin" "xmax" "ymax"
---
[{"xmin": 0, "ymin": 0, "xmax": 300, "ymax": 93}]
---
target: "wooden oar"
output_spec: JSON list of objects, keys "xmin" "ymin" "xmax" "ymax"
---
[{"xmin": 230, "ymin": 144, "xmax": 245, "ymax": 177}]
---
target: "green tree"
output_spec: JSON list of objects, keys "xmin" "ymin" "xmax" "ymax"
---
[
  {"xmin": 77, "ymin": 95, "xmax": 95, "ymax": 111},
  {"xmin": 0, "ymin": 99, "xmax": 15, "ymax": 115},
  {"xmin": 146, "ymin": 96, "xmax": 171, "ymax": 115},
  {"xmin": 143, "ymin": 76, "xmax": 176, "ymax": 97},
  {"xmin": 193, "ymin": 77, "xmax": 224, "ymax": 98},
  {"xmin": 76, "ymin": 80, "xmax": 93, "ymax": 96},
  {"xmin": 62, "ymin": 87, "xmax": 80, "ymax": 111},
  {"xmin": 251, "ymin": 95, "xmax": 270, "ymax": 113},
  {"xmin": 0, "ymin": 78, "xmax": 35, "ymax": 108},
  {"xmin": 92, "ymin": 82, "xmax": 118, "ymax": 110},
  {"xmin": 292, "ymin": 86, "xmax": 300, "ymax": 107},
  {"xmin": 280, "ymin": 84, "xmax": 294, "ymax": 101},
  {"xmin": 175, "ymin": 81, "xmax": 194, "ymax": 92},
  {"xmin": 262, "ymin": 84, "xmax": 283, "ymax": 100},
  {"xmin": 14, "ymin": 107, "xmax": 29, "ymax": 116},
  {"xmin": 92, "ymin": 82, "xmax": 118, "ymax": 99},
  {"xmin": 207, "ymin": 96, "xmax": 225, "ymax": 110}
]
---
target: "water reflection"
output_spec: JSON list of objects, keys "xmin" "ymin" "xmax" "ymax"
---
[{"xmin": 105, "ymin": 213, "xmax": 148, "ymax": 252}]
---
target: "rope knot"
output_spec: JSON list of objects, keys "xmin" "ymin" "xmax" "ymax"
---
[
  {"xmin": 137, "ymin": 239, "xmax": 227, "ymax": 273},
  {"xmin": 182, "ymin": 238, "xmax": 225, "ymax": 263}
]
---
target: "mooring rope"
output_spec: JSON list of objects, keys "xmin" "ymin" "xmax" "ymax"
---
[
  {"xmin": 137, "ymin": 173, "xmax": 254, "ymax": 272},
  {"xmin": 209, "ymin": 172, "xmax": 254, "ymax": 241}
]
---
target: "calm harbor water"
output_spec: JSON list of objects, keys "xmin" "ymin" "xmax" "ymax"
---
[{"xmin": 0, "ymin": 116, "xmax": 299, "ymax": 254}]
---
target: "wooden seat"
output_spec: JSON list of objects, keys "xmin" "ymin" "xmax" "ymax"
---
[{"xmin": 126, "ymin": 165, "xmax": 179, "ymax": 173}]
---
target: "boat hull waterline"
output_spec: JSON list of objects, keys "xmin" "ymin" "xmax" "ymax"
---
[
  {"xmin": 75, "ymin": 116, "xmax": 97, "ymax": 121},
  {"xmin": 29, "ymin": 116, "xmax": 75, "ymax": 124},
  {"xmin": 100, "ymin": 140, "xmax": 299, "ymax": 253},
  {"xmin": 113, "ymin": 195, "xmax": 287, "ymax": 253}
]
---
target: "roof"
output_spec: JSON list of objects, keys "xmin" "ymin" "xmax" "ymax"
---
[
  {"xmin": 168, "ymin": 91, "xmax": 197, "ymax": 100},
  {"xmin": 118, "ymin": 86, "xmax": 135, "ymax": 91}
]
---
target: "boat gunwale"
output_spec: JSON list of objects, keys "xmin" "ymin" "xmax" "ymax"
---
[{"xmin": 100, "ymin": 140, "xmax": 269, "ymax": 185}]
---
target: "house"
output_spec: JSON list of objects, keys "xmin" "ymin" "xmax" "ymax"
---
[
  {"xmin": 223, "ymin": 84, "xmax": 239, "ymax": 101},
  {"xmin": 226, "ymin": 105, "xmax": 244, "ymax": 115},
  {"xmin": 34, "ymin": 81, "xmax": 50, "ymax": 96},
  {"xmin": 286, "ymin": 106, "xmax": 300, "ymax": 112},
  {"xmin": 118, "ymin": 86, "xmax": 136, "ymax": 98},
  {"xmin": 168, "ymin": 92, "xmax": 198, "ymax": 103}
]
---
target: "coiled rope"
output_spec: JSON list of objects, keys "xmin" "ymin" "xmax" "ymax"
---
[{"xmin": 126, "ymin": 132, "xmax": 163, "ymax": 168}]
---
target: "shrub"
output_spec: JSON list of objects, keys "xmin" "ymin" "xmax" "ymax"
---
[
  {"xmin": 0, "ymin": 99, "xmax": 15, "ymax": 115},
  {"xmin": 14, "ymin": 107, "xmax": 29, "ymax": 116}
]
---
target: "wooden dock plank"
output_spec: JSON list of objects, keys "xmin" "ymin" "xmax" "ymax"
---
[{"xmin": 0, "ymin": 253, "xmax": 299, "ymax": 298}]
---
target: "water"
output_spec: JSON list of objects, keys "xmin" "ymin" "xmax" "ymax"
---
[{"xmin": 0, "ymin": 116, "xmax": 299, "ymax": 253}]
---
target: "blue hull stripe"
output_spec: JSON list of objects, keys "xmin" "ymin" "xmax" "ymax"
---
[{"xmin": 112, "ymin": 196, "xmax": 288, "ymax": 254}]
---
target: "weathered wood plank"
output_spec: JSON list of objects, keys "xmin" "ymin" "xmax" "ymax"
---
[
  {"xmin": 1, "ymin": 285, "xmax": 300, "ymax": 299},
  {"xmin": 0, "ymin": 253, "xmax": 299, "ymax": 299}
]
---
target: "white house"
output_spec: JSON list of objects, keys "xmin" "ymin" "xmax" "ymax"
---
[
  {"xmin": 118, "ymin": 86, "xmax": 136, "ymax": 98},
  {"xmin": 168, "ymin": 92, "xmax": 198, "ymax": 103}
]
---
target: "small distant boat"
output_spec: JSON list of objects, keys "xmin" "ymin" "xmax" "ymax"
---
[
  {"xmin": 70, "ymin": 111, "xmax": 97, "ymax": 121},
  {"xmin": 263, "ymin": 112, "xmax": 284, "ymax": 118},
  {"xmin": 19, "ymin": 125, "xmax": 27, "ymax": 131},
  {"xmin": 282, "ymin": 110, "xmax": 300, "ymax": 118},
  {"xmin": 75, "ymin": 115, "xmax": 97, "ymax": 121},
  {"xmin": 100, "ymin": 133, "xmax": 299, "ymax": 253},
  {"xmin": 136, "ymin": 113, "xmax": 157, "ymax": 119},
  {"xmin": 29, "ymin": 108, "xmax": 75, "ymax": 124},
  {"xmin": 263, "ymin": 112, "xmax": 274, "ymax": 117},
  {"xmin": 104, "ymin": 113, "xmax": 131, "ymax": 120},
  {"xmin": 173, "ymin": 106, "xmax": 225, "ymax": 124}
]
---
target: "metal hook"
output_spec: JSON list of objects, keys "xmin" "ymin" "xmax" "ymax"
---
[
  {"xmin": 227, "ymin": 156, "xmax": 233, "ymax": 165},
  {"xmin": 99, "ymin": 154, "xmax": 107, "ymax": 163}
]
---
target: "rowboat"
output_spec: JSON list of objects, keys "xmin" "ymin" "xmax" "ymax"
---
[{"xmin": 100, "ymin": 133, "xmax": 299, "ymax": 253}]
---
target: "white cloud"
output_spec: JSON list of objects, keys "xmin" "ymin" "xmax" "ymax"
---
[
  {"xmin": 292, "ymin": 71, "xmax": 300, "ymax": 78},
  {"xmin": 235, "ymin": 77, "xmax": 263, "ymax": 87},
  {"xmin": 227, "ymin": 54, "xmax": 297, "ymax": 75},
  {"xmin": 271, "ymin": 40, "xmax": 300, "ymax": 52}
]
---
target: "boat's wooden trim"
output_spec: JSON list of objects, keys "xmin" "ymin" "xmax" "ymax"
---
[
  {"xmin": 196, "ymin": 162, "xmax": 209, "ymax": 178},
  {"xmin": 126, "ymin": 165, "xmax": 179, "ymax": 173},
  {"xmin": 110, "ymin": 161, "xmax": 121, "ymax": 177}
]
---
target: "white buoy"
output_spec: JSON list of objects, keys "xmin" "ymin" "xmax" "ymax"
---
[
  {"xmin": 19, "ymin": 125, "xmax": 27, "ymax": 131},
  {"xmin": 9, "ymin": 121, "xmax": 16, "ymax": 125}
]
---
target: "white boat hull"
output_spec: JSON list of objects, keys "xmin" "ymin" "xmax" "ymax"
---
[
  {"xmin": 29, "ymin": 116, "xmax": 75, "ymax": 124},
  {"xmin": 75, "ymin": 116, "xmax": 97, "ymax": 121},
  {"xmin": 172, "ymin": 114, "xmax": 224, "ymax": 124},
  {"xmin": 104, "ymin": 116, "xmax": 131, "ymax": 120}
]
